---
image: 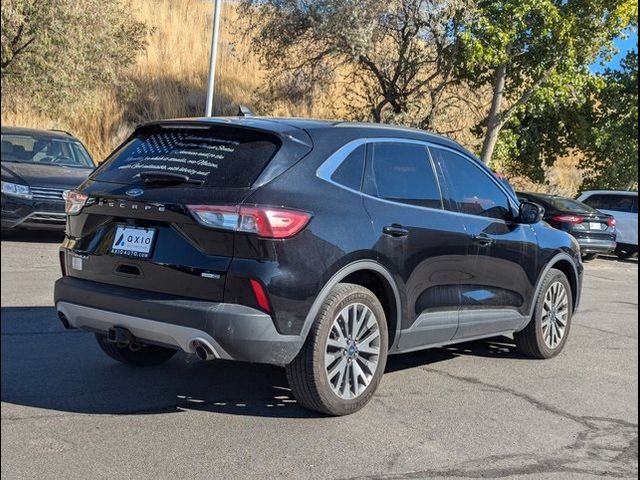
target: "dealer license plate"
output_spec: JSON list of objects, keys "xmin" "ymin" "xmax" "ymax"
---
[{"xmin": 111, "ymin": 226, "xmax": 156, "ymax": 258}]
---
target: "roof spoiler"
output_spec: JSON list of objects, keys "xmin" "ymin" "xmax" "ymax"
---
[{"xmin": 237, "ymin": 105, "xmax": 254, "ymax": 117}]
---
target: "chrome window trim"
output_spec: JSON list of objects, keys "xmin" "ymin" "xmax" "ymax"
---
[{"xmin": 316, "ymin": 137, "xmax": 520, "ymax": 222}]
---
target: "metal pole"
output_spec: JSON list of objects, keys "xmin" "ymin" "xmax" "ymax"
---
[{"xmin": 205, "ymin": 0, "xmax": 223, "ymax": 117}]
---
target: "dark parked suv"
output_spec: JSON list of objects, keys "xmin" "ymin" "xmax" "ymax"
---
[{"xmin": 54, "ymin": 118, "xmax": 583, "ymax": 415}]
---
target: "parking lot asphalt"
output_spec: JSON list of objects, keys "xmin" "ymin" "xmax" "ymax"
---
[{"xmin": 1, "ymin": 230, "xmax": 638, "ymax": 480}]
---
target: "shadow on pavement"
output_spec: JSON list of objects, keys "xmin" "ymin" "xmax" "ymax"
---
[
  {"xmin": 1, "ymin": 229, "xmax": 65, "ymax": 243},
  {"xmin": 595, "ymin": 254, "xmax": 638, "ymax": 265},
  {"xmin": 1, "ymin": 306, "xmax": 523, "ymax": 419}
]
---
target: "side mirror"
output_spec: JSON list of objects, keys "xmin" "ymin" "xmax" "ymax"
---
[{"xmin": 519, "ymin": 201, "xmax": 544, "ymax": 224}]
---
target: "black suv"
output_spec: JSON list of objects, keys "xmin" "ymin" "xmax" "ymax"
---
[{"xmin": 54, "ymin": 118, "xmax": 583, "ymax": 415}]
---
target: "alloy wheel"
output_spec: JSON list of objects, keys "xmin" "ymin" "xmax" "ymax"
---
[
  {"xmin": 541, "ymin": 281, "xmax": 569, "ymax": 349},
  {"xmin": 324, "ymin": 303, "xmax": 381, "ymax": 399}
]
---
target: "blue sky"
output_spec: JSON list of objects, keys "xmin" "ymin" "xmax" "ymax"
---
[{"xmin": 592, "ymin": 30, "xmax": 638, "ymax": 73}]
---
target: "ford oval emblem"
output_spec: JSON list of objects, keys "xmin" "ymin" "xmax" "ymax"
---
[{"xmin": 126, "ymin": 188, "xmax": 144, "ymax": 197}]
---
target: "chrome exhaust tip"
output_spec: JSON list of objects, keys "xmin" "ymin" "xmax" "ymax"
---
[
  {"xmin": 57, "ymin": 311, "xmax": 71, "ymax": 329},
  {"xmin": 192, "ymin": 338, "xmax": 217, "ymax": 361}
]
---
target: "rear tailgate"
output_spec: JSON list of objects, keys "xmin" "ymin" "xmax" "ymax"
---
[
  {"xmin": 64, "ymin": 185, "xmax": 251, "ymax": 302},
  {"xmin": 62, "ymin": 122, "xmax": 312, "ymax": 302}
]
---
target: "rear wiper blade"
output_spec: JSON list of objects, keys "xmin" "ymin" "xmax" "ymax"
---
[{"xmin": 139, "ymin": 171, "xmax": 204, "ymax": 186}]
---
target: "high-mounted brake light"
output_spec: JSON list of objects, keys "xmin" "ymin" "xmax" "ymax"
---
[
  {"xmin": 65, "ymin": 190, "xmax": 89, "ymax": 215},
  {"xmin": 187, "ymin": 205, "xmax": 312, "ymax": 239},
  {"xmin": 552, "ymin": 214, "xmax": 583, "ymax": 224}
]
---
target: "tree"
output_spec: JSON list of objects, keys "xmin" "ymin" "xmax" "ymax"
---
[
  {"xmin": 239, "ymin": 0, "xmax": 470, "ymax": 129},
  {"xmin": 459, "ymin": 0, "xmax": 637, "ymax": 164},
  {"xmin": 1, "ymin": 0, "xmax": 148, "ymax": 110},
  {"xmin": 582, "ymin": 49, "xmax": 638, "ymax": 190},
  {"xmin": 491, "ymin": 48, "xmax": 637, "ymax": 191}
]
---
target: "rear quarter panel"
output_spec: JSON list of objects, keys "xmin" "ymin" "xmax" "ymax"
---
[
  {"xmin": 226, "ymin": 137, "xmax": 379, "ymax": 335},
  {"xmin": 530, "ymin": 221, "xmax": 583, "ymax": 311}
]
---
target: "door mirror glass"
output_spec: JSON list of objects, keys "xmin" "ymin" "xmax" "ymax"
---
[{"xmin": 519, "ymin": 201, "xmax": 544, "ymax": 224}]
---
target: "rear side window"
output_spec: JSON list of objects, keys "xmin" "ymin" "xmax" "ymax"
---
[
  {"xmin": 432, "ymin": 147, "xmax": 512, "ymax": 220},
  {"xmin": 583, "ymin": 194, "xmax": 637, "ymax": 214},
  {"xmin": 94, "ymin": 127, "xmax": 280, "ymax": 187},
  {"xmin": 331, "ymin": 145, "xmax": 365, "ymax": 191},
  {"xmin": 363, "ymin": 143, "xmax": 442, "ymax": 209}
]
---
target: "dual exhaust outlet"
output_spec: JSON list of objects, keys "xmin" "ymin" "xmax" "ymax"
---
[
  {"xmin": 57, "ymin": 308, "xmax": 219, "ymax": 362},
  {"xmin": 104, "ymin": 330, "xmax": 218, "ymax": 362}
]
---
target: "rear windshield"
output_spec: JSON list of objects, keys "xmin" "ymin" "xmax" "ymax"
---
[
  {"xmin": 93, "ymin": 127, "xmax": 281, "ymax": 188},
  {"xmin": 533, "ymin": 194, "xmax": 598, "ymax": 214}
]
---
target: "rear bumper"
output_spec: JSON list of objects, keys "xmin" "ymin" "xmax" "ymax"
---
[
  {"xmin": 54, "ymin": 276, "xmax": 304, "ymax": 366},
  {"xmin": 575, "ymin": 237, "xmax": 617, "ymax": 254}
]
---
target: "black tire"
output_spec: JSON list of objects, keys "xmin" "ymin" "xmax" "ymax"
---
[
  {"xmin": 581, "ymin": 253, "xmax": 598, "ymax": 261},
  {"xmin": 514, "ymin": 269, "xmax": 573, "ymax": 359},
  {"xmin": 615, "ymin": 246, "xmax": 635, "ymax": 260},
  {"xmin": 95, "ymin": 333, "xmax": 177, "ymax": 366},
  {"xmin": 285, "ymin": 283, "xmax": 389, "ymax": 416}
]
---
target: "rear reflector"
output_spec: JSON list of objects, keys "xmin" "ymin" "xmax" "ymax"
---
[
  {"xmin": 59, "ymin": 251, "xmax": 67, "ymax": 276},
  {"xmin": 552, "ymin": 214, "xmax": 584, "ymax": 224},
  {"xmin": 187, "ymin": 205, "xmax": 311, "ymax": 239},
  {"xmin": 65, "ymin": 190, "xmax": 88, "ymax": 216},
  {"xmin": 250, "ymin": 279, "xmax": 271, "ymax": 313}
]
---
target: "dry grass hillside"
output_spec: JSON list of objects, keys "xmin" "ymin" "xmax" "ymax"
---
[
  {"xmin": 3, "ymin": 0, "xmax": 263, "ymax": 160},
  {"xmin": 0, "ymin": 0, "xmax": 583, "ymax": 195},
  {"xmin": 1, "ymin": 0, "xmax": 350, "ymax": 160}
]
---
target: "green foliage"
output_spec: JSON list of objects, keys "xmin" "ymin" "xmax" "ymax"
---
[
  {"xmin": 1, "ymin": 0, "xmax": 148, "ymax": 111},
  {"xmin": 494, "ymin": 48, "xmax": 638, "ymax": 192},
  {"xmin": 458, "ymin": 0, "xmax": 637, "ymax": 163},
  {"xmin": 582, "ymin": 49, "xmax": 638, "ymax": 190}
]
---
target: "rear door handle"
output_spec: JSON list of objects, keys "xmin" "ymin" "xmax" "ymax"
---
[
  {"xmin": 383, "ymin": 225, "xmax": 410, "ymax": 238},
  {"xmin": 472, "ymin": 233, "xmax": 494, "ymax": 246}
]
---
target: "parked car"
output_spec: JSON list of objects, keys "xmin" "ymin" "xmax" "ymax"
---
[
  {"xmin": 577, "ymin": 190, "xmax": 638, "ymax": 259},
  {"xmin": 1, "ymin": 127, "xmax": 95, "ymax": 230},
  {"xmin": 54, "ymin": 118, "xmax": 583, "ymax": 416},
  {"xmin": 517, "ymin": 192, "xmax": 617, "ymax": 260}
]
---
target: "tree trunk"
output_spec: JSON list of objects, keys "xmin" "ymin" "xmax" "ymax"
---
[{"xmin": 480, "ymin": 63, "xmax": 508, "ymax": 164}]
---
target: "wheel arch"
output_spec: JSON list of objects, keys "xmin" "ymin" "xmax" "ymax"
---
[
  {"xmin": 528, "ymin": 253, "xmax": 581, "ymax": 320},
  {"xmin": 300, "ymin": 260, "xmax": 402, "ymax": 350}
]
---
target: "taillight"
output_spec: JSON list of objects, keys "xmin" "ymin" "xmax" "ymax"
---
[
  {"xmin": 65, "ymin": 190, "xmax": 88, "ymax": 215},
  {"xmin": 607, "ymin": 217, "xmax": 616, "ymax": 228},
  {"xmin": 187, "ymin": 205, "xmax": 312, "ymax": 239},
  {"xmin": 552, "ymin": 215, "xmax": 584, "ymax": 224}
]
